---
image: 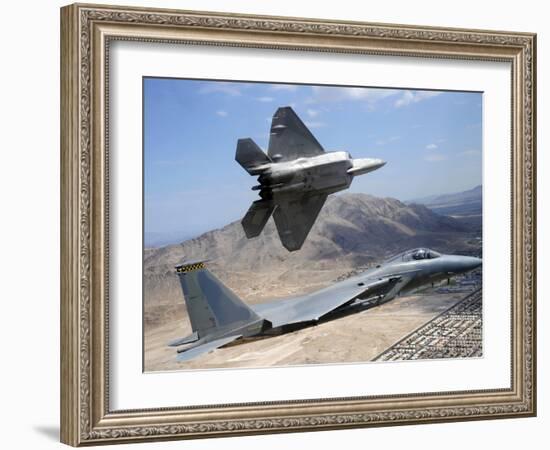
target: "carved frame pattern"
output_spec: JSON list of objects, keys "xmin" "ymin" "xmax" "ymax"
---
[{"xmin": 60, "ymin": 3, "xmax": 536, "ymax": 446}]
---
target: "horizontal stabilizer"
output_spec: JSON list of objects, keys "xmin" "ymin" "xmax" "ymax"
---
[
  {"xmin": 242, "ymin": 200, "xmax": 275, "ymax": 238},
  {"xmin": 235, "ymin": 138, "xmax": 271, "ymax": 174},
  {"xmin": 168, "ymin": 331, "xmax": 199, "ymax": 347},
  {"xmin": 176, "ymin": 335, "xmax": 241, "ymax": 362}
]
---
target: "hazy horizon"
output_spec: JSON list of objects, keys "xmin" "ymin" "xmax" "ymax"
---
[{"xmin": 144, "ymin": 185, "xmax": 482, "ymax": 248}]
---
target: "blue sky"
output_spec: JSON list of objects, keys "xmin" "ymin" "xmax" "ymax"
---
[{"xmin": 144, "ymin": 78, "xmax": 482, "ymax": 238}]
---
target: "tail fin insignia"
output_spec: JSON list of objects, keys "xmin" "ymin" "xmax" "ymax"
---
[{"xmin": 175, "ymin": 262, "xmax": 205, "ymax": 273}]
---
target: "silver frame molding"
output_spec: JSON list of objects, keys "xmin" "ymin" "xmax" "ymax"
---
[{"xmin": 60, "ymin": 3, "xmax": 536, "ymax": 446}]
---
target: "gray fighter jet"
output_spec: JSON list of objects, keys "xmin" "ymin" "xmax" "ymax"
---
[
  {"xmin": 169, "ymin": 248, "xmax": 481, "ymax": 362},
  {"xmin": 236, "ymin": 106, "xmax": 386, "ymax": 251}
]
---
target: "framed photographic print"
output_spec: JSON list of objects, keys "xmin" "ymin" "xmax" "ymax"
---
[{"xmin": 60, "ymin": 3, "xmax": 536, "ymax": 446}]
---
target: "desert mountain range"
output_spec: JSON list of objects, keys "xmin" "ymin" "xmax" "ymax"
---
[{"xmin": 144, "ymin": 193, "xmax": 480, "ymax": 321}]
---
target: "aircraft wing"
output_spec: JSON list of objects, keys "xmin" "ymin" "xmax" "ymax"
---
[
  {"xmin": 273, "ymin": 193, "xmax": 327, "ymax": 251},
  {"xmin": 268, "ymin": 107, "xmax": 325, "ymax": 161},
  {"xmin": 176, "ymin": 335, "xmax": 241, "ymax": 362},
  {"xmin": 253, "ymin": 276, "xmax": 402, "ymax": 328}
]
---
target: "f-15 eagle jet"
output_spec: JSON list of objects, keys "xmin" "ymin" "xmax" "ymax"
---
[
  {"xmin": 236, "ymin": 106, "xmax": 385, "ymax": 251},
  {"xmin": 169, "ymin": 248, "xmax": 481, "ymax": 362}
]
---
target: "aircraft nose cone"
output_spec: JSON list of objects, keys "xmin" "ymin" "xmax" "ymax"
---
[
  {"xmin": 458, "ymin": 256, "xmax": 482, "ymax": 272},
  {"xmin": 369, "ymin": 158, "xmax": 386, "ymax": 170},
  {"xmin": 347, "ymin": 158, "xmax": 386, "ymax": 176},
  {"xmin": 376, "ymin": 158, "xmax": 386, "ymax": 167}
]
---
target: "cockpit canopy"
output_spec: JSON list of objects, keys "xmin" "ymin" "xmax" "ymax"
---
[{"xmin": 385, "ymin": 248, "xmax": 441, "ymax": 264}]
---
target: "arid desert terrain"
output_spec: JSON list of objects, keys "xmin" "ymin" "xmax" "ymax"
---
[
  {"xmin": 144, "ymin": 290, "xmax": 470, "ymax": 371},
  {"xmin": 143, "ymin": 191, "xmax": 483, "ymax": 372}
]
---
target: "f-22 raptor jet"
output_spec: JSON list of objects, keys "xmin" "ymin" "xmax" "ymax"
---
[
  {"xmin": 169, "ymin": 248, "xmax": 481, "ymax": 362},
  {"xmin": 236, "ymin": 106, "xmax": 385, "ymax": 251}
]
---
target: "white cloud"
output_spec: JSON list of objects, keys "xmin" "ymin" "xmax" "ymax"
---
[
  {"xmin": 307, "ymin": 108, "xmax": 320, "ymax": 118},
  {"xmin": 257, "ymin": 96, "xmax": 274, "ymax": 102},
  {"xmin": 304, "ymin": 121, "xmax": 326, "ymax": 129},
  {"xmin": 307, "ymin": 86, "xmax": 397, "ymax": 107},
  {"xmin": 424, "ymin": 153, "xmax": 447, "ymax": 162},
  {"xmin": 394, "ymin": 90, "xmax": 441, "ymax": 108},
  {"xmin": 270, "ymin": 84, "xmax": 298, "ymax": 91},
  {"xmin": 426, "ymin": 143, "xmax": 438, "ymax": 150},
  {"xmin": 306, "ymin": 86, "xmax": 441, "ymax": 111},
  {"xmin": 198, "ymin": 82, "xmax": 242, "ymax": 96},
  {"xmin": 216, "ymin": 110, "xmax": 228, "ymax": 117},
  {"xmin": 375, "ymin": 136, "xmax": 400, "ymax": 146},
  {"xmin": 461, "ymin": 149, "xmax": 480, "ymax": 156},
  {"xmin": 345, "ymin": 88, "xmax": 396, "ymax": 101}
]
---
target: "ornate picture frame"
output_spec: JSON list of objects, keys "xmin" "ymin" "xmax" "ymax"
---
[{"xmin": 60, "ymin": 3, "xmax": 536, "ymax": 446}]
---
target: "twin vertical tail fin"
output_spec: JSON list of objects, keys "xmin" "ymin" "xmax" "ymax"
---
[
  {"xmin": 235, "ymin": 138, "xmax": 274, "ymax": 238},
  {"xmin": 174, "ymin": 260, "xmax": 261, "ymax": 339},
  {"xmin": 235, "ymin": 138, "xmax": 271, "ymax": 174},
  {"xmin": 241, "ymin": 200, "xmax": 275, "ymax": 238}
]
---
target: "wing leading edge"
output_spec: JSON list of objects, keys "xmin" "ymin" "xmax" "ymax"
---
[{"xmin": 252, "ymin": 276, "xmax": 402, "ymax": 328}]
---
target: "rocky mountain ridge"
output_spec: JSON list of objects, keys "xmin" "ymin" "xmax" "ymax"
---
[{"xmin": 144, "ymin": 193, "xmax": 478, "ymax": 312}]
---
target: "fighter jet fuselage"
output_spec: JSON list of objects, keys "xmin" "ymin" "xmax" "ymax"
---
[
  {"xmin": 236, "ymin": 106, "xmax": 385, "ymax": 251},
  {"xmin": 341, "ymin": 249, "xmax": 482, "ymax": 307},
  {"xmin": 251, "ymin": 151, "xmax": 384, "ymax": 201},
  {"xmin": 169, "ymin": 248, "xmax": 482, "ymax": 362}
]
